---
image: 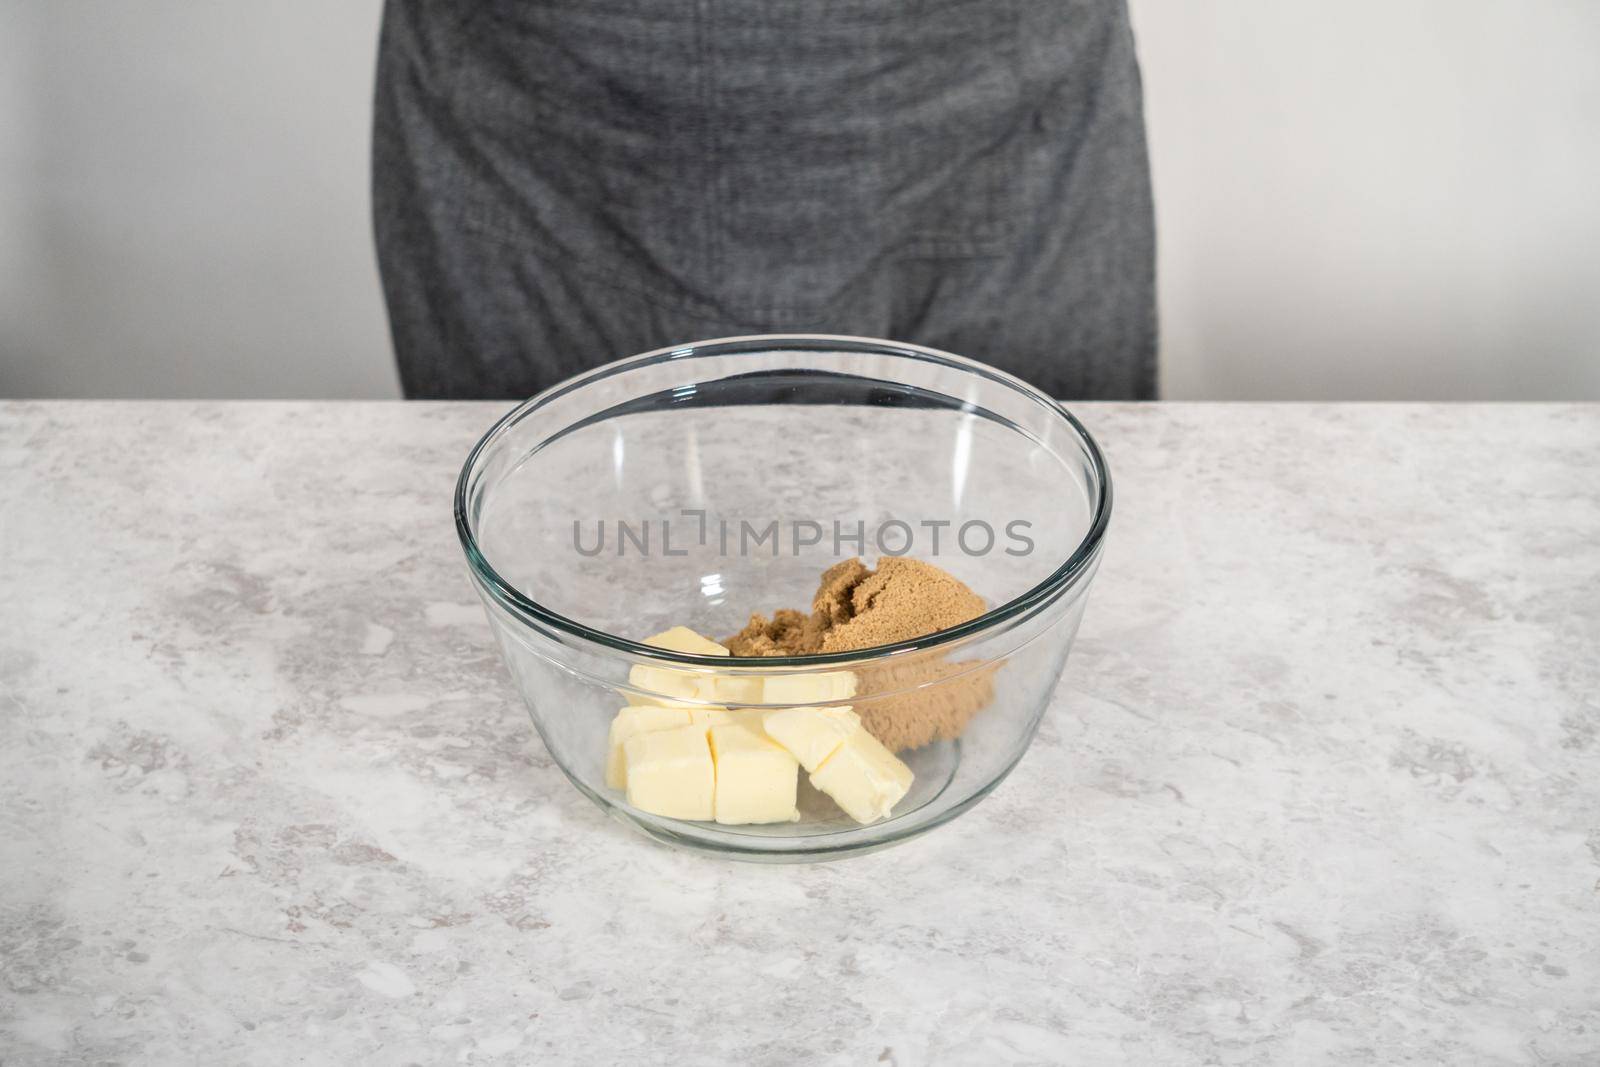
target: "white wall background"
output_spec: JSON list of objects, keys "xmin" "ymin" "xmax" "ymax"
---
[
  {"xmin": 1131, "ymin": 0, "xmax": 1600, "ymax": 400},
  {"xmin": 0, "ymin": 0, "xmax": 397, "ymax": 399},
  {"xmin": 1, "ymin": 0, "xmax": 1597, "ymax": 400}
]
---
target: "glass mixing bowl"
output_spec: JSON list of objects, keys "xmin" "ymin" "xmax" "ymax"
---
[{"xmin": 456, "ymin": 335, "xmax": 1111, "ymax": 861}]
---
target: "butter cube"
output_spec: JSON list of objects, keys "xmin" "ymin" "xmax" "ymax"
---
[
  {"xmin": 622, "ymin": 683, "xmax": 723, "ymax": 709},
  {"xmin": 762, "ymin": 707, "xmax": 863, "ymax": 773},
  {"xmin": 761, "ymin": 707, "xmax": 913, "ymax": 823},
  {"xmin": 684, "ymin": 703, "xmax": 739, "ymax": 729},
  {"xmin": 808, "ymin": 730, "xmax": 914, "ymax": 824},
  {"xmin": 626, "ymin": 626, "xmax": 731, "ymax": 707},
  {"xmin": 689, "ymin": 708, "xmax": 774, "ymax": 746},
  {"xmin": 623, "ymin": 724, "xmax": 714, "ymax": 820},
  {"xmin": 708, "ymin": 722, "xmax": 800, "ymax": 825},
  {"xmin": 761, "ymin": 670, "xmax": 856, "ymax": 706},
  {"xmin": 605, "ymin": 705, "xmax": 692, "ymax": 789},
  {"xmin": 643, "ymin": 625, "xmax": 729, "ymax": 657},
  {"xmin": 709, "ymin": 673, "xmax": 765, "ymax": 706}
]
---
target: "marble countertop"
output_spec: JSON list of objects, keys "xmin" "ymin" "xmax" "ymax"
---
[{"xmin": 2, "ymin": 401, "xmax": 1597, "ymax": 1065}]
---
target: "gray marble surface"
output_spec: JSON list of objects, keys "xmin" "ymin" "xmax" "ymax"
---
[{"xmin": 2, "ymin": 401, "xmax": 1597, "ymax": 1066}]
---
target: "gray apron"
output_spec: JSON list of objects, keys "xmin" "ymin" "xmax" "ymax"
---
[{"xmin": 373, "ymin": 0, "xmax": 1156, "ymax": 400}]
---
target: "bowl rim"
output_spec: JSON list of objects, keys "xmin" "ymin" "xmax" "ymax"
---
[{"xmin": 454, "ymin": 333, "xmax": 1112, "ymax": 668}]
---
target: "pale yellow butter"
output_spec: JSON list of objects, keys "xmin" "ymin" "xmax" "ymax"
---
[
  {"xmin": 641, "ymin": 625, "xmax": 728, "ymax": 657},
  {"xmin": 611, "ymin": 627, "xmax": 905, "ymax": 825},
  {"xmin": 605, "ymin": 705, "xmax": 692, "ymax": 789},
  {"xmin": 808, "ymin": 729, "xmax": 914, "ymax": 824},
  {"xmin": 761, "ymin": 706, "xmax": 862, "ymax": 773},
  {"xmin": 689, "ymin": 707, "xmax": 769, "ymax": 729},
  {"xmin": 708, "ymin": 721, "xmax": 800, "ymax": 824},
  {"xmin": 708, "ymin": 673, "xmax": 765, "ymax": 706},
  {"xmin": 623, "ymin": 723, "xmax": 714, "ymax": 821},
  {"xmin": 625, "ymin": 626, "xmax": 749, "ymax": 707},
  {"xmin": 760, "ymin": 670, "xmax": 857, "ymax": 707}
]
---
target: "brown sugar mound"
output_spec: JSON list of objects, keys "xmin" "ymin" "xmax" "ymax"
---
[
  {"xmin": 853, "ymin": 657, "xmax": 999, "ymax": 753},
  {"xmin": 724, "ymin": 557, "xmax": 996, "ymax": 752},
  {"xmin": 722, "ymin": 608, "xmax": 830, "ymax": 657},
  {"xmin": 725, "ymin": 557, "xmax": 987, "ymax": 657}
]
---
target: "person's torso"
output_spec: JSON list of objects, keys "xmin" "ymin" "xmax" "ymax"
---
[{"xmin": 398, "ymin": 0, "xmax": 1136, "ymax": 324}]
